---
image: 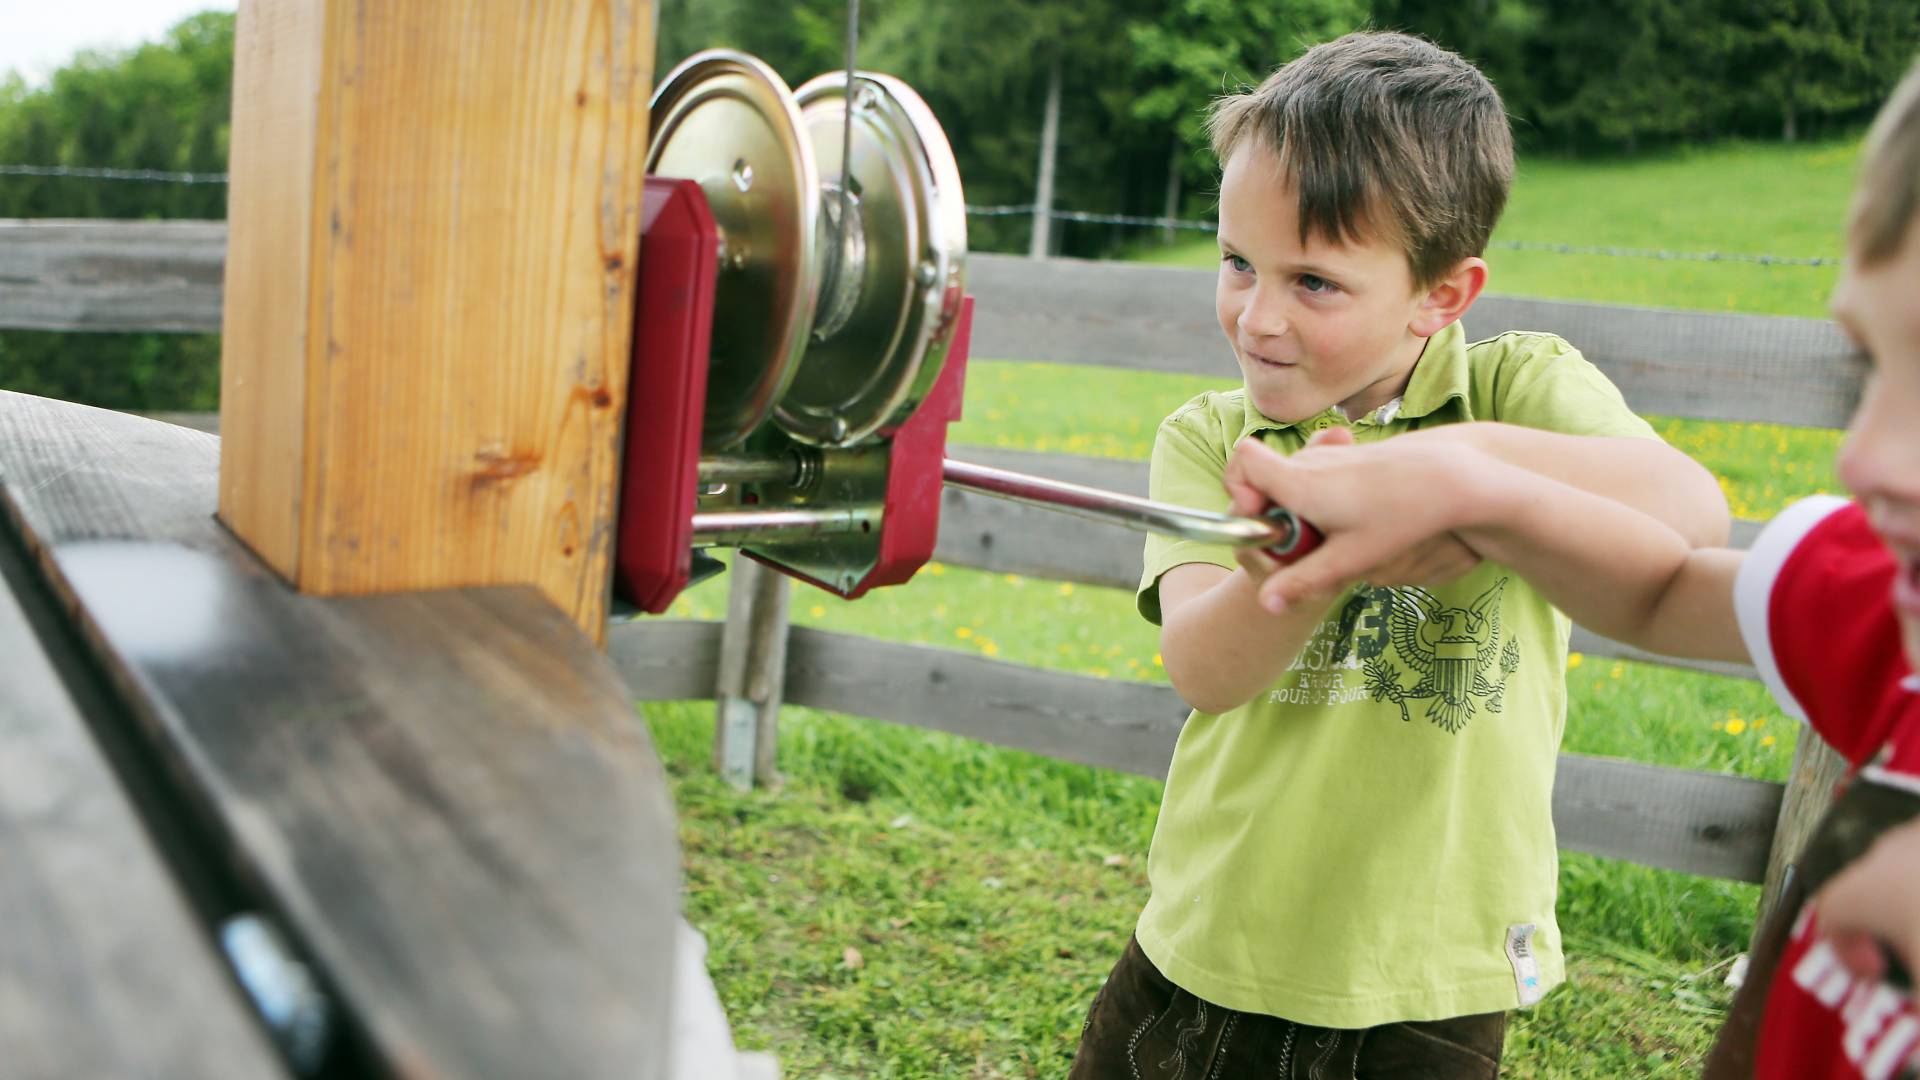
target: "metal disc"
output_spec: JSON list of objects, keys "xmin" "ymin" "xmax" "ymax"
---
[
  {"xmin": 780, "ymin": 72, "xmax": 967, "ymax": 447},
  {"xmin": 648, "ymin": 50, "xmax": 820, "ymax": 450}
]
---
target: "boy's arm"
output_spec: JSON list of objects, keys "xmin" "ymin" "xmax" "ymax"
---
[
  {"xmin": 1433, "ymin": 422, "xmax": 1731, "ymax": 548},
  {"xmin": 1224, "ymin": 437, "xmax": 1751, "ymax": 663},
  {"xmin": 1156, "ymin": 562, "xmax": 1343, "ymax": 715}
]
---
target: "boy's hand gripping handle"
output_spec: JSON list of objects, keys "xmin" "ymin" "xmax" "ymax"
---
[{"xmin": 941, "ymin": 458, "xmax": 1324, "ymax": 564}]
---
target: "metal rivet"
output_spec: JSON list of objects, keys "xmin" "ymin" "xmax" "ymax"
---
[
  {"xmin": 915, "ymin": 260, "xmax": 938, "ymax": 288},
  {"xmin": 731, "ymin": 159, "xmax": 754, "ymax": 193}
]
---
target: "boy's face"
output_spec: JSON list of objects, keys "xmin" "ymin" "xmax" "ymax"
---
[
  {"xmin": 1214, "ymin": 141, "xmax": 1445, "ymax": 423},
  {"xmin": 1834, "ymin": 218, "xmax": 1920, "ymax": 668}
]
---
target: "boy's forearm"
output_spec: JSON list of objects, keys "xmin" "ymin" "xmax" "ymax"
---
[
  {"xmin": 1161, "ymin": 568, "xmax": 1340, "ymax": 715},
  {"xmin": 1446, "ymin": 423, "xmax": 1730, "ymax": 547},
  {"xmin": 1454, "ymin": 462, "xmax": 1747, "ymax": 661}
]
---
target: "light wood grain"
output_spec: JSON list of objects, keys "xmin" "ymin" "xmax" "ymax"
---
[
  {"xmin": 1, "ymin": 390, "xmax": 682, "ymax": 1078},
  {"xmin": 216, "ymin": 1, "xmax": 657, "ymax": 641}
]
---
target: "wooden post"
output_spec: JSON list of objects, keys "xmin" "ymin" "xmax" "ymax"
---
[
  {"xmin": 1028, "ymin": 55, "xmax": 1062, "ymax": 260},
  {"xmin": 1752, "ymin": 729, "xmax": 1851, "ymax": 948},
  {"xmin": 713, "ymin": 558, "xmax": 792, "ymax": 790},
  {"xmin": 216, "ymin": 0, "xmax": 656, "ymax": 642}
]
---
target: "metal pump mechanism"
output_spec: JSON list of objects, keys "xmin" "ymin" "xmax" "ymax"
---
[{"xmin": 614, "ymin": 49, "xmax": 1317, "ymax": 614}]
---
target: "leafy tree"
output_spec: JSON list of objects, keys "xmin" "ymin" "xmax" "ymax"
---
[
  {"xmin": 1124, "ymin": 0, "xmax": 1368, "ymax": 224},
  {"xmin": 1727, "ymin": 0, "xmax": 1920, "ymax": 142}
]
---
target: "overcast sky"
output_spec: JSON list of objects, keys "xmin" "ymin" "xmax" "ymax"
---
[{"xmin": 4, "ymin": 2, "xmax": 238, "ymax": 86}]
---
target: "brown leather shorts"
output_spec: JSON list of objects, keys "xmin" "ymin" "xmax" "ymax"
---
[{"xmin": 1070, "ymin": 935, "xmax": 1507, "ymax": 1080}]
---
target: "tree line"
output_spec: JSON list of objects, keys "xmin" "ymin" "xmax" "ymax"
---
[{"xmin": 1, "ymin": 2, "xmax": 1915, "ymax": 408}]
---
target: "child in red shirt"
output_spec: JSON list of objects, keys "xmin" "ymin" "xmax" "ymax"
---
[{"xmin": 1221, "ymin": 59, "xmax": 1920, "ymax": 1079}]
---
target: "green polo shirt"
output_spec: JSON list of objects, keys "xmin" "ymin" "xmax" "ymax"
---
[{"xmin": 1135, "ymin": 321, "xmax": 1658, "ymax": 1028}]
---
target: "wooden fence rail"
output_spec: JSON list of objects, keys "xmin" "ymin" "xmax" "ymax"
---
[{"xmin": 0, "ymin": 218, "xmax": 1854, "ymax": 907}]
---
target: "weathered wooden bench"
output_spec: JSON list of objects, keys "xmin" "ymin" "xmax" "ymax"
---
[{"xmin": 0, "ymin": 390, "xmax": 731, "ymax": 1077}]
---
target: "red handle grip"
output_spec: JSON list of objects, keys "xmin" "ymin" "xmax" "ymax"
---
[{"xmin": 1262, "ymin": 505, "xmax": 1323, "ymax": 565}]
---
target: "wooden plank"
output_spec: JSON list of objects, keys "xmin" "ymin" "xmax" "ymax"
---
[
  {"xmin": 609, "ymin": 619, "xmax": 725, "ymax": 701},
  {"xmin": 613, "ymin": 621, "xmax": 1783, "ymax": 880},
  {"xmin": 966, "ymin": 253, "xmax": 1863, "ymax": 428},
  {"xmin": 782, "ymin": 626, "xmax": 1192, "ymax": 779},
  {"xmin": 1552, "ymin": 753, "xmax": 1782, "ymax": 883},
  {"xmin": 0, "ymin": 390, "xmax": 682, "ymax": 1078},
  {"xmin": 0, "ymin": 219, "xmax": 224, "ymax": 333},
  {"xmin": 217, "ymin": 0, "xmax": 657, "ymax": 641},
  {"xmin": 1755, "ymin": 731, "xmax": 1853, "ymax": 941},
  {"xmin": 0, "ymin": 226, "xmax": 1862, "ymax": 430},
  {"xmin": 0, "ymin": 520, "xmax": 285, "ymax": 1079}
]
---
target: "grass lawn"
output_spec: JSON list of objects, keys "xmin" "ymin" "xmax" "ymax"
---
[
  {"xmin": 640, "ymin": 135, "xmax": 1858, "ymax": 1077},
  {"xmin": 1129, "ymin": 135, "xmax": 1863, "ymax": 320}
]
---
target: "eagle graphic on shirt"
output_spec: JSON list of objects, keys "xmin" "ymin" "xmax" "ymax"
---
[{"xmin": 1361, "ymin": 578, "xmax": 1522, "ymax": 733}]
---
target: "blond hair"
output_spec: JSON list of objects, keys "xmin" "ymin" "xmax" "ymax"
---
[
  {"xmin": 1852, "ymin": 59, "xmax": 1920, "ymax": 266},
  {"xmin": 1207, "ymin": 31, "xmax": 1514, "ymax": 288}
]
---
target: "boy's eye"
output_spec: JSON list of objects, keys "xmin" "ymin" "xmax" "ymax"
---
[
  {"xmin": 1223, "ymin": 254, "xmax": 1252, "ymax": 274},
  {"xmin": 1299, "ymin": 273, "xmax": 1337, "ymax": 294}
]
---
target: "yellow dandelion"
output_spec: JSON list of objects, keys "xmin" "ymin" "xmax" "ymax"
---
[
  {"xmin": 926, "ymin": 563, "xmax": 946, "ymax": 576},
  {"xmin": 1609, "ymin": 663, "xmax": 1625, "ymax": 680},
  {"xmin": 1566, "ymin": 652, "xmax": 1584, "ymax": 670},
  {"xmin": 1058, "ymin": 583, "xmax": 1075, "ymax": 596},
  {"xmin": 810, "ymin": 605, "xmax": 826, "ymax": 618},
  {"xmin": 1762, "ymin": 735, "xmax": 1777, "ymax": 747},
  {"xmin": 1091, "ymin": 666, "xmax": 1110, "ymax": 677},
  {"xmin": 1725, "ymin": 718, "xmax": 1748, "ymax": 735},
  {"xmin": 955, "ymin": 626, "xmax": 974, "ymax": 639},
  {"xmin": 1003, "ymin": 573, "xmax": 1023, "ymax": 585},
  {"xmin": 1753, "ymin": 717, "xmax": 1766, "ymax": 729},
  {"xmin": 981, "ymin": 641, "xmax": 1000, "ymax": 657},
  {"xmin": 1153, "ymin": 652, "xmax": 1164, "ymax": 668}
]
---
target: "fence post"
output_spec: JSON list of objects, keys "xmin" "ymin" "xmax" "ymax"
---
[
  {"xmin": 713, "ymin": 557, "xmax": 792, "ymax": 790},
  {"xmin": 1027, "ymin": 55, "xmax": 1061, "ymax": 260},
  {"xmin": 1751, "ymin": 730, "xmax": 1850, "ymax": 949}
]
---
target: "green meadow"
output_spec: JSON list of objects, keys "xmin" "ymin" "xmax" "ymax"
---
[{"xmin": 641, "ymin": 135, "xmax": 1859, "ymax": 1077}]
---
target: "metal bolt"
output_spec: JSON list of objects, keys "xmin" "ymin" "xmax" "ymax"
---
[
  {"xmin": 731, "ymin": 158, "xmax": 754, "ymax": 193},
  {"xmin": 915, "ymin": 259, "xmax": 938, "ymax": 289},
  {"xmin": 221, "ymin": 914, "xmax": 332, "ymax": 1075}
]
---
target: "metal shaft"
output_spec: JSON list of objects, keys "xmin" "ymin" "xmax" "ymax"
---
[
  {"xmin": 941, "ymin": 457, "xmax": 1303, "ymax": 551},
  {"xmin": 690, "ymin": 507, "xmax": 870, "ymax": 547}
]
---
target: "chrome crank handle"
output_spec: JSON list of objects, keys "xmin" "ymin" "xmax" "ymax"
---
[{"xmin": 941, "ymin": 458, "xmax": 1322, "ymax": 562}]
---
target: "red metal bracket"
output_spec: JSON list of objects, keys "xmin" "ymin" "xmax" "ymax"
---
[{"xmin": 613, "ymin": 178, "xmax": 718, "ymax": 613}]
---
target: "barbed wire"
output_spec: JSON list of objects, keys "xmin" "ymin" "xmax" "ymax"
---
[
  {"xmin": 0, "ymin": 163, "xmax": 1842, "ymax": 266},
  {"xmin": 973, "ymin": 203, "xmax": 1843, "ymax": 265},
  {"xmin": 0, "ymin": 163, "xmax": 231, "ymax": 184}
]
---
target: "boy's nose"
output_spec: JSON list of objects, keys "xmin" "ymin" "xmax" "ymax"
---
[
  {"xmin": 1837, "ymin": 381, "xmax": 1911, "ymax": 505},
  {"xmin": 1238, "ymin": 286, "xmax": 1288, "ymax": 339}
]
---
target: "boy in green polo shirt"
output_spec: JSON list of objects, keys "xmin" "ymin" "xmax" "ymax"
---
[{"xmin": 1068, "ymin": 32, "xmax": 1729, "ymax": 1078}]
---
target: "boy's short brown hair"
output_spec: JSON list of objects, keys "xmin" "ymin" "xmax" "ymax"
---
[
  {"xmin": 1208, "ymin": 31, "xmax": 1514, "ymax": 289},
  {"xmin": 1853, "ymin": 59, "xmax": 1920, "ymax": 266}
]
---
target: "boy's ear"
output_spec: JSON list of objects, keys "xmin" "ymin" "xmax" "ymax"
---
[{"xmin": 1409, "ymin": 256, "xmax": 1489, "ymax": 338}]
